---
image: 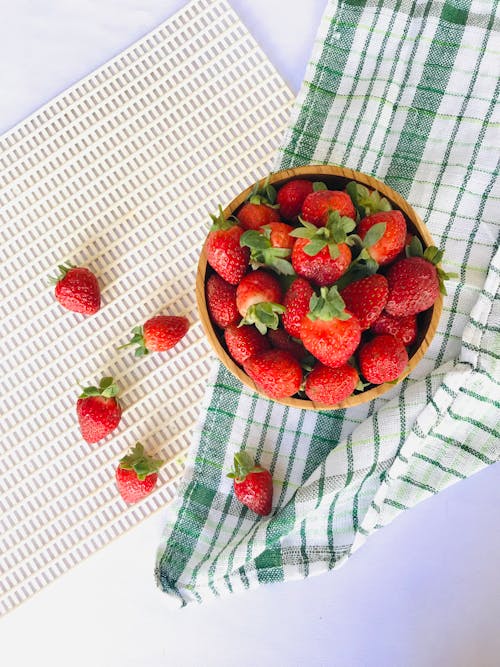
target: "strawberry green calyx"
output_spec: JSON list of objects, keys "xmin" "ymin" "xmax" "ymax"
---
[
  {"xmin": 312, "ymin": 181, "xmax": 328, "ymax": 192},
  {"xmin": 240, "ymin": 229, "xmax": 295, "ymax": 275},
  {"xmin": 227, "ymin": 451, "xmax": 263, "ymax": 481},
  {"xmin": 334, "ymin": 249, "xmax": 379, "ymax": 291},
  {"xmin": 405, "ymin": 238, "xmax": 457, "ymax": 295},
  {"xmin": 290, "ymin": 210, "xmax": 356, "ymax": 258},
  {"xmin": 118, "ymin": 326, "xmax": 149, "ymax": 357},
  {"xmin": 307, "ymin": 286, "xmax": 351, "ymax": 322},
  {"xmin": 345, "ymin": 182, "xmax": 391, "ymax": 219},
  {"xmin": 209, "ymin": 205, "xmax": 239, "ymax": 232},
  {"xmin": 48, "ymin": 262, "xmax": 76, "ymax": 285},
  {"xmin": 79, "ymin": 376, "xmax": 119, "ymax": 399},
  {"xmin": 118, "ymin": 442, "xmax": 163, "ymax": 481},
  {"xmin": 247, "ymin": 175, "xmax": 279, "ymax": 208},
  {"xmin": 240, "ymin": 301, "xmax": 286, "ymax": 335}
]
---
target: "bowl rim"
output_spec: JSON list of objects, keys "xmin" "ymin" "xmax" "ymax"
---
[{"xmin": 196, "ymin": 164, "xmax": 443, "ymax": 410}]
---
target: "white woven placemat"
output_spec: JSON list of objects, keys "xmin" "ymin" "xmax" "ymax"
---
[{"xmin": 0, "ymin": 0, "xmax": 293, "ymax": 616}]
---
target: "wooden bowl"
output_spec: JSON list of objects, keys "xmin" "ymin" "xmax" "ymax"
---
[{"xmin": 196, "ymin": 165, "xmax": 442, "ymax": 410}]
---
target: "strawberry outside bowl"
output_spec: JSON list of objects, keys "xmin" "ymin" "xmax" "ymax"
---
[{"xmin": 196, "ymin": 165, "xmax": 443, "ymax": 410}]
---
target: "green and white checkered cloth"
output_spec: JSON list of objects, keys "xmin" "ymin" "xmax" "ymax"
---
[{"xmin": 156, "ymin": 0, "xmax": 500, "ymax": 606}]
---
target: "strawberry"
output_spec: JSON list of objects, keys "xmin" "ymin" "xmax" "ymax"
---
[
  {"xmin": 305, "ymin": 363, "xmax": 359, "ymax": 405},
  {"xmin": 282, "ymin": 277, "xmax": 315, "ymax": 339},
  {"xmin": 240, "ymin": 226, "xmax": 295, "ymax": 276},
  {"xmin": 116, "ymin": 442, "xmax": 163, "ymax": 504},
  {"xmin": 76, "ymin": 377, "xmax": 122, "ymax": 443},
  {"xmin": 371, "ymin": 312, "xmax": 417, "ymax": 346},
  {"xmin": 206, "ymin": 273, "xmax": 240, "ymax": 328},
  {"xmin": 340, "ymin": 274, "xmax": 389, "ymax": 330},
  {"xmin": 301, "ymin": 189, "xmax": 356, "ymax": 226},
  {"xmin": 358, "ymin": 334, "xmax": 408, "ymax": 384},
  {"xmin": 238, "ymin": 202, "xmax": 281, "ymax": 230},
  {"xmin": 243, "ymin": 349, "xmax": 302, "ymax": 399},
  {"xmin": 291, "ymin": 210, "xmax": 353, "ymax": 286},
  {"xmin": 236, "ymin": 269, "xmax": 285, "ymax": 334},
  {"xmin": 224, "ymin": 323, "xmax": 270, "ymax": 365},
  {"xmin": 227, "ymin": 450, "xmax": 273, "ymax": 516},
  {"xmin": 277, "ymin": 179, "xmax": 314, "ymax": 219},
  {"xmin": 205, "ymin": 206, "xmax": 250, "ymax": 285},
  {"xmin": 300, "ymin": 286, "xmax": 362, "ymax": 368},
  {"xmin": 267, "ymin": 327, "xmax": 307, "ymax": 361},
  {"xmin": 385, "ymin": 245, "xmax": 448, "ymax": 316},
  {"xmin": 120, "ymin": 315, "xmax": 189, "ymax": 356},
  {"xmin": 51, "ymin": 263, "xmax": 100, "ymax": 315},
  {"xmin": 357, "ymin": 210, "xmax": 407, "ymax": 266}
]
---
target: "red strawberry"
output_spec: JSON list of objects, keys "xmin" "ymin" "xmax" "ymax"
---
[
  {"xmin": 76, "ymin": 377, "xmax": 122, "ymax": 444},
  {"xmin": 267, "ymin": 327, "xmax": 306, "ymax": 361},
  {"xmin": 292, "ymin": 238, "xmax": 351, "ymax": 286},
  {"xmin": 206, "ymin": 273, "xmax": 240, "ymax": 329},
  {"xmin": 236, "ymin": 269, "xmax": 285, "ymax": 334},
  {"xmin": 301, "ymin": 190, "xmax": 356, "ymax": 227},
  {"xmin": 51, "ymin": 263, "xmax": 100, "ymax": 315},
  {"xmin": 205, "ymin": 206, "xmax": 250, "ymax": 285},
  {"xmin": 358, "ymin": 334, "xmax": 408, "ymax": 384},
  {"xmin": 282, "ymin": 277, "xmax": 315, "ymax": 339},
  {"xmin": 385, "ymin": 257, "xmax": 440, "ymax": 316},
  {"xmin": 227, "ymin": 450, "xmax": 273, "ymax": 516},
  {"xmin": 243, "ymin": 349, "xmax": 302, "ymax": 399},
  {"xmin": 224, "ymin": 324, "xmax": 270, "ymax": 365},
  {"xmin": 116, "ymin": 442, "xmax": 163, "ymax": 504},
  {"xmin": 266, "ymin": 222, "xmax": 296, "ymax": 250},
  {"xmin": 120, "ymin": 315, "xmax": 189, "ymax": 356},
  {"xmin": 238, "ymin": 202, "xmax": 281, "ymax": 230},
  {"xmin": 357, "ymin": 210, "xmax": 407, "ymax": 266},
  {"xmin": 305, "ymin": 363, "xmax": 359, "ymax": 405},
  {"xmin": 300, "ymin": 287, "xmax": 362, "ymax": 368},
  {"xmin": 277, "ymin": 179, "xmax": 314, "ymax": 219},
  {"xmin": 340, "ymin": 274, "xmax": 389, "ymax": 330},
  {"xmin": 371, "ymin": 312, "xmax": 417, "ymax": 346}
]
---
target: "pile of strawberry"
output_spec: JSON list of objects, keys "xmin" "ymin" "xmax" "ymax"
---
[{"xmin": 205, "ymin": 176, "xmax": 450, "ymax": 406}]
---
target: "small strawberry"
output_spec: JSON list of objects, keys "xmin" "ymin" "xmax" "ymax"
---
[
  {"xmin": 371, "ymin": 312, "xmax": 417, "ymax": 346},
  {"xmin": 206, "ymin": 273, "xmax": 240, "ymax": 328},
  {"xmin": 290, "ymin": 212, "xmax": 354, "ymax": 286},
  {"xmin": 385, "ymin": 243, "xmax": 452, "ymax": 317},
  {"xmin": 227, "ymin": 450, "xmax": 273, "ymax": 516},
  {"xmin": 238, "ymin": 202, "xmax": 281, "ymax": 230},
  {"xmin": 305, "ymin": 363, "xmax": 359, "ymax": 405},
  {"xmin": 345, "ymin": 181, "xmax": 392, "ymax": 218},
  {"xmin": 236, "ymin": 269, "xmax": 285, "ymax": 334},
  {"xmin": 277, "ymin": 179, "xmax": 316, "ymax": 219},
  {"xmin": 224, "ymin": 323, "xmax": 270, "ymax": 365},
  {"xmin": 120, "ymin": 315, "xmax": 189, "ymax": 356},
  {"xmin": 267, "ymin": 327, "xmax": 307, "ymax": 361},
  {"xmin": 76, "ymin": 377, "xmax": 122, "ymax": 444},
  {"xmin": 205, "ymin": 206, "xmax": 250, "ymax": 285},
  {"xmin": 240, "ymin": 226, "xmax": 295, "ymax": 276},
  {"xmin": 116, "ymin": 442, "xmax": 163, "ymax": 504},
  {"xmin": 340, "ymin": 274, "xmax": 389, "ymax": 330},
  {"xmin": 51, "ymin": 263, "xmax": 100, "ymax": 315},
  {"xmin": 237, "ymin": 176, "xmax": 281, "ymax": 230},
  {"xmin": 358, "ymin": 334, "xmax": 408, "ymax": 384},
  {"xmin": 357, "ymin": 210, "xmax": 407, "ymax": 266},
  {"xmin": 243, "ymin": 349, "xmax": 302, "ymax": 399},
  {"xmin": 301, "ymin": 189, "xmax": 356, "ymax": 226},
  {"xmin": 282, "ymin": 277, "xmax": 315, "ymax": 339},
  {"xmin": 300, "ymin": 286, "xmax": 362, "ymax": 368}
]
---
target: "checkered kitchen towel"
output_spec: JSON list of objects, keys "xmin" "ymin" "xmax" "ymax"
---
[{"xmin": 156, "ymin": 0, "xmax": 500, "ymax": 605}]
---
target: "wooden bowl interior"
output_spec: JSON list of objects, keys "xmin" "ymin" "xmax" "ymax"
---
[{"xmin": 196, "ymin": 165, "xmax": 442, "ymax": 410}]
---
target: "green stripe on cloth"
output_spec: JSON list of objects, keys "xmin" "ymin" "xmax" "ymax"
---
[{"xmin": 156, "ymin": 0, "xmax": 500, "ymax": 606}]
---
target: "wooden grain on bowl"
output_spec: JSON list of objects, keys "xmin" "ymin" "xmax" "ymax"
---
[{"xmin": 196, "ymin": 165, "xmax": 443, "ymax": 410}]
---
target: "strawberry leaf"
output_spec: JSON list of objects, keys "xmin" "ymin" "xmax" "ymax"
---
[
  {"xmin": 406, "ymin": 235, "xmax": 424, "ymax": 258},
  {"xmin": 48, "ymin": 261, "xmax": 76, "ymax": 285},
  {"xmin": 346, "ymin": 181, "xmax": 391, "ymax": 217},
  {"xmin": 423, "ymin": 246, "xmax": 444, "ymax": 265},
  {"xmin": 209, "ymin": 205, "xmax": 238, "ymax": 231},
  {"xmin": 119, "ymin": 442, "xmax": 164, "ymax": 481},
  {"xmin": 303, "ymin": 239, "xmax": 328, "ymax": 256},
  {"xmin": 247, "ymin": 175, "xmax": 278, "ymax": 207},
  {"xmin": 313, "ymin": 181, "xmax": 327, "ymax": 192},
  {"xmin": 227, "ymin": 450, "xmax": 262, "ymax": 481},
  {"xmin": 362, "ymin": 222, "xmax": 386, "ymax": 248},
  {"xmin": 240, "ymin": 230, "xmax": 270, "ymax": 250},
  {"xmin": 307, "ymin": 286, "xmax": 350, "ymax": 322},
  {"xmin": 241, "ymin": 302, "xmax": 286, "ymax": 334},
  {"xmin": 79, "ymin": 377, "xmax": 119, "ymax": 399}
]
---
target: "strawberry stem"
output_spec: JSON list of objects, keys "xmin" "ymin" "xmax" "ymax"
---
[
  {"xmin": 48, "ymin": 261, "xmax": 76, "ymax": 285},
  {"xmin": 117, "ymin": 326, "xmax": 149, "ymax": 356}
]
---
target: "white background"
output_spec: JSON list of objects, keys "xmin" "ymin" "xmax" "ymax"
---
[{"xmin": 1, "ymin": 1, "xmax": 499, "ymax": 666}]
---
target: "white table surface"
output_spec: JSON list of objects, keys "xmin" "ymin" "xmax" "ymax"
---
[{"xmin": 1, "ymin": 2, "xmax": 499, "ymax": 666}]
